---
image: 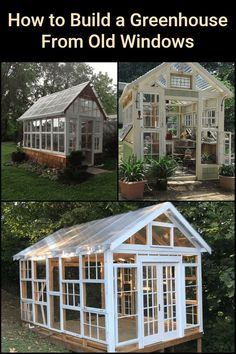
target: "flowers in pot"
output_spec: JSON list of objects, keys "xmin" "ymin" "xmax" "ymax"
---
[
  {"xmin": 147, "ymin": 155, "xmax": 178, "ymax": 191},
  {"xmin": 119, "ymin": 155, "xmax": 146, "ymax": 200},
  {"xmin": 219, "ymin": 164, "xmax": 235, "ymax": 192}
]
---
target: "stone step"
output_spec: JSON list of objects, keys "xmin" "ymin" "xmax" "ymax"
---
[{"xmin": 169, "ymin": 175, "xmax": 197, "ymax": 181}]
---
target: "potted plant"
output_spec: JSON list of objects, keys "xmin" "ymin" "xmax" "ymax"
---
[
  {"xmin": 219, "ymin": 164, "xmax": 235, "ymax": 192},
  {"xmin": 119, "ymin": 155, "xmax": 146, "ymax": 199},
  {"xmin": 148, "ymin": 155, "xmax": 178, "ymax": 191}
]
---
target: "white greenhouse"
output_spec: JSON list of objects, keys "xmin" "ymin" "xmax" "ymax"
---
[
  {"xmin": 119, "ymin": 62, "xmax": 234, "ymax": 180},
  {"xmin": 17, "ymin": 82, "xmax": 106, "ymax": 167},
  {"xmin": 13, "ymin": 202, "xmax": 211, "ymax": 352}
]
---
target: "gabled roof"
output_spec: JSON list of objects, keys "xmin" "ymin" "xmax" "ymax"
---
[
  {"xmin": 13, "ymin": 202, "xmax": 211, "ymax": 260},
  {"xmin": 120, "ymin": 62, "xmax": 233, "ymax": 102},
  {"xmin": 17, "ymin": 82, "xmax": 90, "ymax": 121}
]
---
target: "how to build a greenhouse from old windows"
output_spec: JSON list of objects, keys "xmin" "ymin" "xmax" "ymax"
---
[
  {"xmin": 17, "ymin": 82, "xmax": 106, "ymax": 168},
  {"xmin": 119, "ymin": 62, "xmax": 234, "ymax": 181},
  {"xmin": 13, "ymin": 202, "xmax": 211, "ymax": 352}
]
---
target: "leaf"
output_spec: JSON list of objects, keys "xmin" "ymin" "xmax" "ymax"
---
[{"xmin": 9, "ymin": 348, "xmax": 18, "ymax": 353}]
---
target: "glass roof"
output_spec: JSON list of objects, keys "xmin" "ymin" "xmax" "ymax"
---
[
  {"xmin": 13, "ymin": 203, "xmax": 211, "ymax": 260},
  {"xmin": 18, "ymin": 82, "xmax": 90, "ymax": 120}
]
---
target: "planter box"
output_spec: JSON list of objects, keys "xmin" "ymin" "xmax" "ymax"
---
[
  {"xmin": 219, "ymin": 175, "xmax": 235, "ymax": 192},
  {"xmin": 119, "ymin": 180, "xmax": 146, "ymax": 200}
]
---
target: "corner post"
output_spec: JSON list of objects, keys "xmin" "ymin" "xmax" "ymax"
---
[{"xmin": 104, "ymin": 250, "xmax": 115, "ymax": 352}]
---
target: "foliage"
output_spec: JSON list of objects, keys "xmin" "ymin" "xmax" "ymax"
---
[
  {"xmin": 67, "ymin": 150, "xmax": 85, "ymax": 168},
  {"xmin": 2, "ymin": 143, "xmax": 117, "ymax": 200},
  {"xmin": 219, "ymin": 164, "xmax": 235, "ymax": 176},
  {"xmin": 201, "ymin": 153, "xmax": 216, "ymax": 164},
  {"xmin": 147, "ymin": 156, "xmax": 178, "ymax": 180},
  {"xmin": 119, "ymin": 155, "xmax": 145, "ymax": 182},
  {"xmin": 1, "ymin": 62, "xmax": 116, "ymax": 141},
  {"xmin": 11, "ymin": 150, "xmax": 27, "ymax": 163},
  {"xmin": 103, "ymin": 126, "xmax": 118, "ymax": 157}
]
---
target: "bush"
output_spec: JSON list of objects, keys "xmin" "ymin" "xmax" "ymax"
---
[
  {"xmin": 119, "ymin": 155, "xmax": 145, "ymax": 182},
  {"xmin": 11, "ymin": 151, "xmax": 27, "ymax": 163},
  {"xmin": 58, "ymin": 167, "xmax": 92, "ymax": 184},
  {"xmin": 219, "ymin": 164, "xmax": 235, "ymax": 176},
  {"xmin": 67, "ymin": 150, "xmax": 85, "ymax": 168}
]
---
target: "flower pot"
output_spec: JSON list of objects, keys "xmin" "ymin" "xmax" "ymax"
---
[
  {"xmin": 156, "ymin": 178, "xmax": 168, "ymax": 191},
  {"xmin": 119, "ymin": 180, "xmax": 146, "ymax": 200},
  {"xmin": 219, "ymin": 175, "xmax": 235, "ymax": 192}
]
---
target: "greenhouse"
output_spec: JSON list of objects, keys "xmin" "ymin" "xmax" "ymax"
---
[
  {"xmin": 13, "ymin": 202, "xmax": 211, "ymax": 352},
  {"xmin": 119, "ymin": 62, "xmax": 234, "ymax": 180},
  {"xmin": 17, "ymin": 81, "xmax": 106, "ymax": 168}
]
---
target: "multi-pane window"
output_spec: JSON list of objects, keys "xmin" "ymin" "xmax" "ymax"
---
[
  {"xmin": 68, "ymin": 119, "xmax": 77, "ymax": 153},
  {"xmin": 202, "ymin": 109, "xmax": 217, "ymax": 127},
  {"xmin": 83, "ymin": 254, "xmax": 104, "ymax": 280},
  {"xmin": 23, "ymin": 118, "xmax": 65, "ymax": 153},
  {"xmin": 163, "ymin": 266, "xmax": 177, "ymax": 333},
  {"xmin": 117, "ymin": 267, "xmax": 138, "ymax": 343},
  {"xmin": 185, "ymin": 266, "xmax": 199, "ymax": 327},
  {"xmin": 84, "ymin": 311, "xmax": 106, "ymax": 342},
  {"xmin": 21, "ymin": 301, "xmax": 33, "ymax": 322},
  {"xmin": 171, "ymin": 75, "xmax": 191, "ymax": 89},
  {"xmin": 21, "ymin": 260, "xmax": 32, "ymax": 300},
  {"xmin": 143, "ymin": 132, "xmax": 160, "ymax": 160},
  {"xmin": 184, "ymin": 113, "xmax": 196, "ymax": 127},
  {"xmin": 166, "ymin": 115, "xmax": 179, "ymax": 138},
  {"xmin": 80, "ymin": 98, "xmax": 101, "ymax": 118},
  {"xmin": 143, "ymin": 94, "xmax": 159, "ymax": 128}
]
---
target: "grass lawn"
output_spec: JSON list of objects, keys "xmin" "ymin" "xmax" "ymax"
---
[
  {"xmin": 1, "ymin": 142, "xmax": 117, "ymax": 201},
  {"xmin": 1, "ymin": 286, "xmax": 69, "ymax": 353}
]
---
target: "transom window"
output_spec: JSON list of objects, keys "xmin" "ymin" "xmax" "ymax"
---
[{"xmin": 171, "ymin": 74, "xmax": 191, "ymax": 89}]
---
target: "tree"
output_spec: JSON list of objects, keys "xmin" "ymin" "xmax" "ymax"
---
[{"xmin": 1, "ymin": 62, "xmax": 116, "ymax": 141}]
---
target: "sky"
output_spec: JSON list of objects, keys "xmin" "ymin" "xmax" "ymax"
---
[{"xmin": 86, "ymin": 62, "xmax": 117, "ymax": 85}]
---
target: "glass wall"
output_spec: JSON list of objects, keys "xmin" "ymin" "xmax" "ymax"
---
[{"xmin": 23, "ymin": 118, "xmax": 65, "ymax": 153}]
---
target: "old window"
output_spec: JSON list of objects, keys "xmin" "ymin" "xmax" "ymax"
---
[
  {"xmin": 116, "ymin": 267, "xmax": 138, "ymax": 343},
  {"xmin": 143, "ymin": 93, "xmax": 159, "ymax": 128},
  {"xmin": 52, "ymin": 118, "xmax": 65, "ymax": 153},
  {"xmin": 124, "ymin": 226, "xmax": 147, "ymax": 245},
  {"xmin": 185, "ymin": 265, "xmax": 199, "ymax": 328},
  {"xmin": 171, "ymin": 74, "xmax": 191, "ymax": 89},
  {"xmin": 174, "ymin": 228, "xmax": 195, "ymax": 247},
  {"xmin": 21, "ymin": 301, "xmax": 33, "ymax": 322},
  {"xmin": 83, "ymin": 254, "xmax": 104, "ymax": 280},
  {"xmin": 84, "ymin": 311, "xmax": 106, "ymax": 341},
  {"xmin": 143, "ymin": 132, "xmax": 160, "ymax": 160},
  {"xmin": 64, "ymin": 309, "xmax": 81, "ymax": 334},
  {"xmin": 152, "ymin": 225, "xmax": 172, "ymax": 246}
]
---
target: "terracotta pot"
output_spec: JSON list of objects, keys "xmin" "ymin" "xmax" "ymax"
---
[
  {"xmin": 219, "ymin": 175, "xmax": 235, "ymax": 192},
  {"xmin": 119, "ymin": 180, "xmax": 146, "ymax": 200}
]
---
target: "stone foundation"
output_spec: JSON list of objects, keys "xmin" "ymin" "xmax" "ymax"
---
[{"xmin": 24, "ymin": 148, "xmax": 66, "ymax": 169}]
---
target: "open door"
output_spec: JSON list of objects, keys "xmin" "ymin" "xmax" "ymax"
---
[{"xmin": 81, "ymin": 119, "xmax": 94, "ymax": 165}]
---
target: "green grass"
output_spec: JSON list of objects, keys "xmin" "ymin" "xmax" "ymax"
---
[{"xmin": 1, "ymin": 142, "xmax": 117, "ymax": 201}]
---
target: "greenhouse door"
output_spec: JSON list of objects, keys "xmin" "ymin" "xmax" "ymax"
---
[
  {"xmin": 142, "ymin": 262, "xmax": 179, "ymax": 346},
  {"xmin": 81, "ymin": 119, "xmax": 94, "ymax": 165}
]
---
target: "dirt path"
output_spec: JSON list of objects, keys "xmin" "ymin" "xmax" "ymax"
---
[{"xmin": 1, "ymin": 288, "xmax": 70, "ymax": 353}]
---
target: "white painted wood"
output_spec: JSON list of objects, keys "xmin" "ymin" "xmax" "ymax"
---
[
  {"xmin": 46, "ymin": 257, "xmax": 50, "ymax": 328},
  {"xmin": 104, "ymin": 251, "xmax": 115, "ymax": 352},
  {"xmin": 198, "ymin": 253, "xmax": 203, "ymax": 332}
]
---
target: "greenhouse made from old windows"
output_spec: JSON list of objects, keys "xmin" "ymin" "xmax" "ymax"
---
[
  {"xmin": 119, "ymin": 62, "xmax": 234, "ymax": 180},
  {"xmin": 13, "ymin": 202, "xmax": 211, "ymax": 353},
  {"xmin": 17, "ymin": 82, "xmax": 106, "ymax": 168}
]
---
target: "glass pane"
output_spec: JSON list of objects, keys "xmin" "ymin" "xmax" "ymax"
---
[
  {"xmin": 152, "ymin": 226, "xmax": 171, "ymax": 246},
  {"xmin": 50, "ymin": 296, "xmax": 60, "ymax": 329},
  {"xmin": 124, "ymin": 226, "xmax": 147, "ymax": 245},
  {"xmin": 118, "ymin": 316, "xmax": 138, "ymax": 342},
  {"xmin": 64, "ymin": 309, "xmax": 80, "ymax": 334},
  {"xmin": 85, "ymin": 283, "xmax": 104, "ymax": 309}
]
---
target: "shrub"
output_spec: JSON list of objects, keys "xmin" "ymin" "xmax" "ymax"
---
[
  {"xmin": 103, "ymin": 129, "xmax": 117, "ymax": 157},
  {"xmin": 11, "ymin": 151, "xmax": 27, "ymax": 163},
  {"xmin": 219, "ymin": 164, "xmax": 235, "ymax": 177},
  {"xmin": 67, "ymin": 150, "xmax": 85, "ymax": 168},
  {"xmin": 119, "ymin": 155, "xmax": 145, "ymax": 182}
]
